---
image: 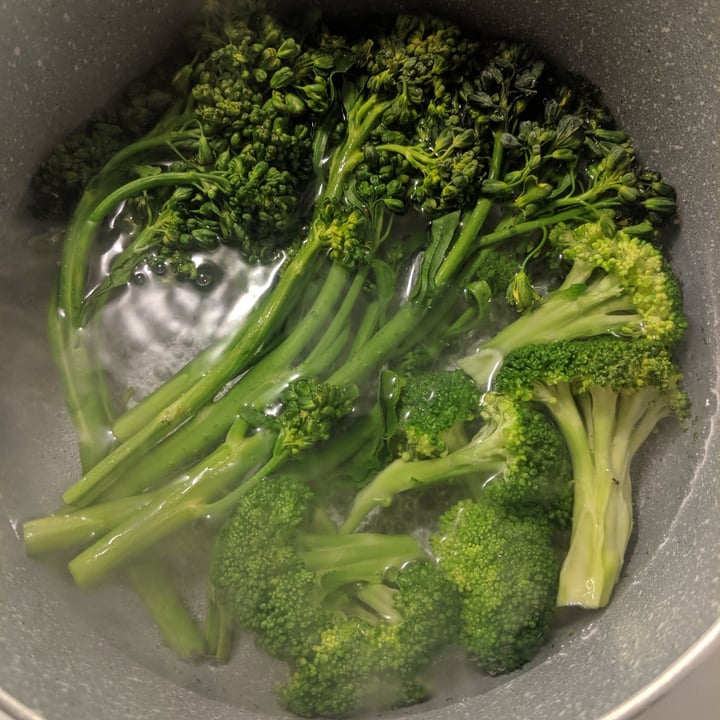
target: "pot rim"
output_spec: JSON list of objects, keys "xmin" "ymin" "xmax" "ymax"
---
[{"xmin": 2, "ymin": 619, "xmax": 719, "ymax": 720}]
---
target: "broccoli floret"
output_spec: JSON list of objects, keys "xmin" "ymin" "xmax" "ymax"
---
[
  {"xmin": 385, "ymin": 368, "xmax": 481, "ymax": 460},
  {"xmin": 30, "ymin": 56, "xmax": 186, "ymax": 219},
  {"xmin": 431, "ymin": 498, "xmax": 560, "ymax": 674},
  {"xmin": 340, "ymin": 386, "xmax": 571, "ymax": 533},
  {"xmin": 210, "ymin": 474, "xmax": 461, "ymax": 717},
  {"xmin": 458, "ymin": 221, "xmax": 687, "ymax": 387},
  {"xmin": 495, "ymin": 338, "xmax": 689, "ymax": 608}
]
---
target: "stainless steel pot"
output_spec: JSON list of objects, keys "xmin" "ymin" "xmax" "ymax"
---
[{"xmin": 1, "ymin": 1, "xmax": 718, "ymax": 718}]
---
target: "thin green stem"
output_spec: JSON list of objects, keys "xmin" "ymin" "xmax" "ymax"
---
[
  {"xmin": 127, "ymin": 558, "xmax": 206, "ymax": 658},
  {"xmin": 433, "ymin": 130, "xmax": 506, "ymax": 290},
  {"xmin": 23, "ymin": 492, "xmax": 158, "ymax": 555},
  {"xmin": 99, "ymin": 261, "xmax": 355, "ymax": 500},
  {"xmin": 68, "ymin": 428, "xmax": 277, "ymax": 587},
  {"xmin": 61, "ymin": 227, "xmax": 325, "ymax": 508}
]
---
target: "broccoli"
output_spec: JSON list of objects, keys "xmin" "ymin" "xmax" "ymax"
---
[
  {"xmin": 65, "ymin": 377, "xmax": 358, "ymax": 587},
  {"xmin": 340, "ymin": 385, "xmax": 572, "ymax": 534},
  {"xmin": 22, "ymin": 4, "xmax": 691, "ymax": 711},
  {"xmin": 431, "ymin": 498, "xmax": 560, "ymax": 674},
  {"xmin": 209, "ymin": 474, "xmax": 461, "ymax": 717},
  {"xmin": 458, "ymin": 220, "xmax": 687, "ymax": 387},
  {"xmin": 383, "ymin": 368, "xmax": 481, "ymax": 460},
  {"xmin": 494, "ymin": 338, "xmax": 689, "ymax": 608},
  {"xmin": 52, "ymin": 10, "xmax": 493, "ymax": 495}
]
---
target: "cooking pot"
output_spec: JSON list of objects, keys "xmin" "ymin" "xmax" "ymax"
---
[{"xmin": 1, "ymin": 1, "xmax": 719, "ymax": 718}]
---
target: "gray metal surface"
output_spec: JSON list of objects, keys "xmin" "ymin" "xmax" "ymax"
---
[{"xmin": 1, "ymin": 1, "xmax": 719, "ymax": 719}]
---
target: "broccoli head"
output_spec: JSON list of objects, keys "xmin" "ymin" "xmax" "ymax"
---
[
  {"xmin": 210, "ymin": 474, "xmax": 460, "ymax": 717},
  {"xmin": 386, "ymin": 368, "xmax": 481, "ymax": 460},
  {"xmin": 431, "ymin": 498, "xmax": 559, "ymax": 674}
]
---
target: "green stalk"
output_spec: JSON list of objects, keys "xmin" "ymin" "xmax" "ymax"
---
[
  {"xmin": 339, "ymin": 435, "xmax": 502, "ymax": 534},
  {"xmin": 80, "ymin": 224, "xmax": 163, "ymax": 324},
  {"xmin": 23, "ymin": 492, "xmax": 159, "ymax": 555},
  {"xmin": 68, "ymin": 428, "xmax": 277, "ymax": 587},
  {"xmin": 354, "ymin": 583, "xmax": 402, "ymax": 624},
  {"xmin": 85, "ymin": 94, "xmax": 386, "ymax": 486},
  {"xmin": 60, "ymin": 223, "xmax": 327, "ymax": 508},
  {"xmin": 433, "ymin": 130, "xmax": 505, "ymax": 290},
  {"xmin": 325, "ymin": 131, "xmax": 505, "ymax": 390},
  {"xmin": 127, "ymin": 558, "xmax": 206, "ymax": 658},
  {"xmin": 52, "ymin": 170, "xmax": 232, "ymax": 467},
  {"xmin": 556, "ymin": 385, "xmax": 631, "ymax": 609},
  {"xmin": 48, "ymin": 291, "xmax": 116, "ymax": 468},
  {"xmin": 64, "ymin": 266, "xmax": 375, "ymax": 584},
  {"xmin": 299, "ymin": 533, "xmax": 425, "ymax": 591},
  {"xmin": 205, "ymin": 579, "xmax": 235, "ymax": 661},
  {"xmin": 98, "ymin": 261, "xmax": 356, "ymax": 500}
]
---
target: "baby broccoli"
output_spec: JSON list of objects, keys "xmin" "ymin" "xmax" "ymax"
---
[
  {"xmin": 495, "ymin": 338, "xmax": 689, "ymax": 608},
  {"xmin": 431, "ymin": 498, "xmax": 560, "ymax": 674},
  {"xmin": 22, "ymin": 4, "xmax": 692, "ymax": 714},
  {"xmin": 65, "ymin": 377, "xmax": 358, "ymax": 588}
]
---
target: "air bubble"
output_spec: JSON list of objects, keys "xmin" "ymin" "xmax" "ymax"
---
[
  {"xmin": 194, "ymin": 262, "xmax": 219, "ymax": 289},
  {"xmin": 152, "ymin": 260, "xmax": 168, "ymax": 275}
]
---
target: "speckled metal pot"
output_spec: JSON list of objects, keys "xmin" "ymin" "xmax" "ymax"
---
[{"xmin": 1, "ymin": 1, "xmax": 718, "ymax": 719}]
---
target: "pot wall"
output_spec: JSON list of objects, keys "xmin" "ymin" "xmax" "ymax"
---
[{"xmin": 1, "ymin": 2, "xmax": 719, "ymax": 719}]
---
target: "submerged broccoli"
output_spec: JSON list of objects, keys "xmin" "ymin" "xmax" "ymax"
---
[
  {"xmin": 22, "ymin": 4, "xmax": 691, "ymax": 714},
  {"xmin": 458, "ymin": 220, "xmax": 687, "ymax": 387},
  {"xmin": 210, "ymin": 474, "xmax": 460, "ymax": 717},
  {"xmin": 431, "ymin": 498, "xmax": 560, "ymax": 674},
  {"xmin": 384, "ymin": 368, "xmax": 481, "ymax": 460},
  {"xmin": 340, "ymin": 384, "xmax": 571, "ymax": 533},
  {"xmin": 65, "ymin": 377, "xmax": 358, "ymax": 588},
  {"xmin": 495, "ymin": 338, "xmax": 689, "ymax": 608}
]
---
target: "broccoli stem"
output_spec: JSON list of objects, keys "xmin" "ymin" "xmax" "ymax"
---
[
  {"xmin": 205, "ymin": 577, "xmax": 235, "ymax": 661},
  {"xmin": 52, "ymin": 170, "xmax": 244, "ymax": 467},
  {"xmin": 554, "ymin": 385, "xmax": 633, "ymax": 608},
  {"xmin": 127, "ymin": 558, "xmax": 206, "ymax": 658},
  {"xmin": 68, "ymin": 427, "xmax": 277, "ymax": 587},
  {"xmin": 340, "ymin": 432, "xmax": 504, "ymax": 534},
  {"xmin": 62, "ymin": 265, "xmax": 374, "ymax": 583},
  {"xmin": 48, "ymin": 292, "xmax": 115, "ymax": 469},
  {"xmin": 65, "ymin": 89, "xmax": 387, "ymax": 500},
  {"xmin": 354, "ymin": 582, "xmax": 403, "ymax": 624},
  {"xmin": 557, "ymin": 386, "xmax": 675, "ymax": 609},
  {"xmin": 60, "ymin": 223, "xmax": 326, "ymax": 508},
  {"xmin": 98, "ymin": 261, "xmax": 357, "ymax": 501},
  {"xmin": 298, "ymin": 532, "xmax": 426, "ymax": 592},
  {"xmin": 23, "ymin": 492, "xmax": 158, "ymax": 555},
  {"xmin": 79, "ymin": 224, "xmax": 164, "ymax": 323},
  {"xmin": 327, "ymin": 136, "xmax": 505, "ymax": 390}
]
